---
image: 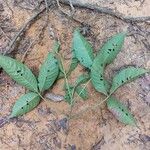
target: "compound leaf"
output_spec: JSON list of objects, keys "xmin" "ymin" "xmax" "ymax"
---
[
  {"xmin": 38, "ymin": 52, "xmax": 59, "ymax": 92},
  {"xmin": 107, "ymin": 97, "xmax": 136, "ymax": 126},
  {"xmin": 110, "ymin": 67, "xmax": 149, "ymax": 94},
  {"xmin": 10, "ymin": 92, "xmax": 40, "ymax": 118},
  {"xmin": 0, "ymin": 55, "xmax": 38, "ymax": 92},
  {"xmin": 73, "ymin": 29, "xmax": 94, "ymax": 69},
  {"xmin": 76, "ymin": 86, "xmax": 89, "ymax": 100}
]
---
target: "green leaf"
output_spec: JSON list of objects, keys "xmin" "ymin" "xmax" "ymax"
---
[
  {"xmin": 56, "ymin": 54, "xmax": 65, "ymax": 79},
  {"xmin": 64, "ymin": 84, "xmax": 74, "ymax": 105},
  {"xmin": 97, "ymin": 32, "xmax": 126, "ymax": 65},
  {"xmin": 107, "ymin": 97, "xmax": 136, "ymax": 126},
  {"xmin": 76, "ymin": 86, "xmax": 88, "ymax": 100},
  {"xmin": 50, "ymin": 41, "xmax": 64, "ymax": 80},
  {"xmin": 38, "ymin": 52, "xmax": 59, "ymax": 92},
  {"xmin": 0, "ymin": 55, "xmax": 38, "ymax": 92},
  {"xmin": 110, "ymin": 67, "xmax": 149, "ymax": 94},
  {"xmin": 91, "ymin": 32, "xmax": 126, "ymax": 95},
  {"xmin": 73, "ymin": 29, "xmax": 94, "ymax": 69},
  {"xmin": 57, "ymin": 50, "xmax": 78, "ymax": 79},
  {"xmin": 10, "ymin": 92, "xmax": 40, "ymax": 118},
  {"xmin": 64, "ymin": 73, "xmax": 90, "ymax": 103},
  {"xmin": 67, "ymin": 51, "xmax": 78, "ymax": 76},
  {"xmin": 57, "ymin": 71, "xmax": 65, "ymax": 79},
  {"xmin": 64, "ymin": 84, "xmax": 89, "ymax": 103},
  {"xmin": 75, "ymin": 74, "xmax": 90, "ymax": 86},
  {"xmin": 52, "ymin": 41, "xmax": 60, "ymax": 53},
  {"xmin": 91, "ymin": 58, "xmax": 110, "ymax": 95}
]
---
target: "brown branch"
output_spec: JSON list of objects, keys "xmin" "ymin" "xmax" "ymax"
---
[
  {"xmin": 0, "ymin": 27, "xmax": 11, "ymax": 41},
  {"xmin": 3, "ymin": 6, "xmax": 47, "ymax": 55},
  {"xmin": 60, "ymin": 0, "xmax": 150, "ymax": 23},
  {"xmin": 56, "ymin": 0, "xmax": 82, "ymax": 25},
  {"xmin": 5, "ymin": 0, "xmax": 14, "ymax": 16}
]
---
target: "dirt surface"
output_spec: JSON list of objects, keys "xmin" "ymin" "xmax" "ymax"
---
[
  {"xmin": 65, "ymin": 0, "xmax": 150, "ymax": 17},
  {"xmin": 0, "ymin": 0, "xmax": 150, "ymax": 150}
]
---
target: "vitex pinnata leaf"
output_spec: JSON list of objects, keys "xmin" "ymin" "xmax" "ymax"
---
[
  {"xmin": 107, "ymin": 97, "xmax": 136, "ymax": 126},
  {"xmin": 73, "ymin": 29, "xmax": 94, "ymax": 69},
  {"xmin": 0, "ymin": 55, "xmax": 38, "ymax": 92},
  {"xmin": 10, "ymin": 92, "xmax": 40, "ymax": 118},
  {"xmin": 110, "ymin": 67, "xmax": 149, "ymax": 94}
]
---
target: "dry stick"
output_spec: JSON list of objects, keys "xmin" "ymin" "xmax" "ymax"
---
[
  {"xmin": 44, "ymin": 0, "xmax": 49, "ymax": 11},
  {"xmin": 0, "ymin": 27, "xmax": 11, "ymax": 41},
  {"xmin": 5, "ymin": 0, "xmax": 14, "ymax": 16},
  {"xmin": 56, "ymin": 0, "xmax": 83, "ymax": 25},
  {"xmin": 3, "ymin": 6, "xmax": 47, "ymax": 55},
  {"xmin": 21, "ymin": 18, "xmax": 48, "ymax": 63},
  {"xmin": 68, "ymin": 0, "xmax": 75, "ymax": 14},
  {"xmin": 21, "ymin": 37, "xmax": 38, "ymax": 63},
  {"xmin": 60, "ymin": 0, "xmax": 150, "ymax": 23}
]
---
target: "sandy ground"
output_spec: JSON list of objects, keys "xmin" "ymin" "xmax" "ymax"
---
[{"xmin": 0, "ymin": 0, "xmax": 150, "ymax": 150}]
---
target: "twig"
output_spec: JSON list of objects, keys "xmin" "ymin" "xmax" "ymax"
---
[
  {"xmin": 21, "ymin": 38, "xmax": 37, "ymax": 63},
  {"xmin": 60, "ymin": 0, "xmax": 150, "ymax": 23},
  {"xmin": 56, "ymin": 0, "xmax": 83, "ymax": 25},
  {"xmin": 3, "ymin": 6, "xmax": 48, "ymax": 55},
  {"xmin": 5, "ymin": 0, "xmax": 14, "ymax": 16},
  {"xmin": 0, "ymin": 27, "xmax": 11, "ymax": 41},
  {"xmin": 69, "ymin": 0, "xmax": 75, "ymax": 13},
  {"xmin": 44, "ymin": 0, "xmax": 49, "ymax": 13},
  {"xmin": 21, "ymin": 20, "xmax": 48, "ymax": 62}
]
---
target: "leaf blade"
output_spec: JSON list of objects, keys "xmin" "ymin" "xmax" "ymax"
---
[
  {"xmin": 75, "ymin": 86, "xmax": 89, "ymax": 100},
  {"xmin": 73, "ymin": 29, "xmax": 94, "ymax": 69},
  {"xmin": 38, "ymin": 52, "xmax": 59, "ymax": 92},
  {"xmin": 110, "ymin": 67, "xmax": 149, "ymax": 94},
  {"xmin": 107, "ymin": 97, "xmax": 136, "ymax": 126},
  {"xmin": 75, "ymin": 74, "xmax": 90, "ymax": 87},
  {"xmin": 91, "ymin": 56, "xmax": 110, "ymax": 95},
  {"xmin": 10, "ymin": 92, "xmax": 40, "ymax": 118},
  {"xmin": 98, "ymin": 32, "xmax": 126, "ymax": 65},
  {"xmin": 67, "ymin": 51, "xmax": 78, "ymax": 76},
  {"xmin": 0, "ymin": 55, "xmax": 38, "ymax": 92}
]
